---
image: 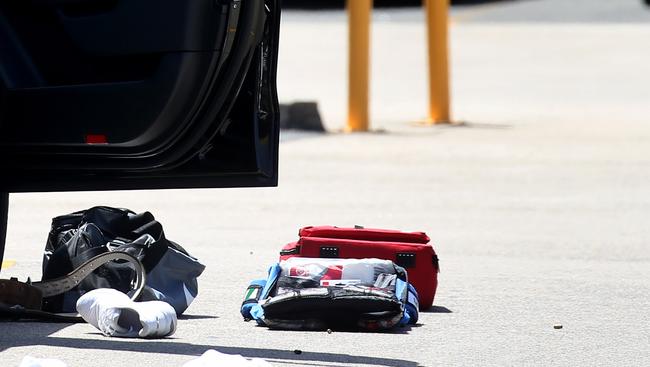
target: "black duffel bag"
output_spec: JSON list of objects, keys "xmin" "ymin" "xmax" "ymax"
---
[{"xmin": 41, "ymin": 206, "xmax": 205, "ymax": 315}]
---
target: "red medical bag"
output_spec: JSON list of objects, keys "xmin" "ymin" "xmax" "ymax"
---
[{"xmin": 279, "ymin": 226, "xmax": 439, "ymax": 310}]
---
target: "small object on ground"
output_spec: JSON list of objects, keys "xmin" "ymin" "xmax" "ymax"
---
[
  {"xmin": 76, "ymin": 288, "xmax": 177, "ymax": 338},
  {"xmin": 327, "ymin": 328, "xmax": 332, "ymax": 334},
  {"xmin": 19, "ymin": 356, "xmax": 68, "ymax": 367},
  {"xmin": 293, "ymin": 349, "xmax": 303, "ymax": 355},
  {"xmin": 1, "ymin": 259, "xmax": 16, "ymax": 270},
  {"xmin": 183, "ymin": 350, "xmax": 270, "ymax": 367},
  {"xmin": 554, "ymin": 324, "xmax": 563, "ymax": 329},
  {"xmin": 279, "ymin": 102, "xmax": 325, "ymax": 131}
]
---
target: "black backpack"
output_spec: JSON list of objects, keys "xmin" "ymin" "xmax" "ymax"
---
[{"xmin": 42, "ymin": 206, "xmax": 205, "ymax": 315}]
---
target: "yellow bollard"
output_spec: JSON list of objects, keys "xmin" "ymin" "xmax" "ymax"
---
[
  {"xmin": 425, "ymin": 0, "xmax": 451, "ymax": 124},
  {"xmin": 346, "ymin": 0, "xmax": 373, "ymax": 132}
]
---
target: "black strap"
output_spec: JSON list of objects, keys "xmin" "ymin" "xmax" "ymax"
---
[
  {"xmin": 131, "ymin": 220, "xmax": 163, "ymax": 239},
  {"xmin": 33, "ymin": 251, "xmax": 146, "ymax": 299},
  {"xmin": 70, "ymin": 246, "xmax": 108, "ymax": 269},
  {"xmin": 1, "ymin": 251, "xmax": 145, "ymax": 322}
]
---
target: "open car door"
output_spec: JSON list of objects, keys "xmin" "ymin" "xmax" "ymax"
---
[
  {"xmin": 0, "ymin": 0, "xmax": 281, "ymax": 266},
  {"xmin": 0, "ymin": 0, "xmax": 280, "ymax": 192}
]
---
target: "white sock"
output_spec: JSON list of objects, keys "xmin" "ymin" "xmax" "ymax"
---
[
  {"xmin": 76, "ymin": 288, "xmax": 177, "ymax": 338},
  {"xmin": 183, "ymin": 350, "xmax": 271, "ymax": 367}
]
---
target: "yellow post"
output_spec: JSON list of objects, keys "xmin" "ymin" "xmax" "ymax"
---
[
  {"xmin": 346, "ymin": 0, "xmax": 372, "ymax": 132},
  {"xmin": 425, "ymin": 0, "xmax": 451, "ymax": 124}
]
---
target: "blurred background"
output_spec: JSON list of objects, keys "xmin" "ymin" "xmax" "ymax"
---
[{"xmin": 277, "ymin": 0, "xmax": 650, "ymax": 131}]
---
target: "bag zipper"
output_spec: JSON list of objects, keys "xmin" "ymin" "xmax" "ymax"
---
[{"xmin": 280, "ymin": 245, "xmax": 300, "ymax": 256}]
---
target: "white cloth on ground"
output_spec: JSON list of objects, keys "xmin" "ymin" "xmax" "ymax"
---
[
  {"xmin": 183, "ymin": 350, "xmax": 271, "ymax": 367},
  {"xmin": 18, "ymin": 356, "xmax": 68, "ymax": 367},
  {"xmin": 76, "ymin": 288, "xmax": 176, "ymax": 338}
]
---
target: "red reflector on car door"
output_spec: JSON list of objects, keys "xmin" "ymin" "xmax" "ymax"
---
[{"xmin": 85, "ymin": 134, "xmax": 108, "ymax": 144}]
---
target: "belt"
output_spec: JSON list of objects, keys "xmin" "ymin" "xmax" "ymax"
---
[{"xmin": 0, "ymin": 251, "xmax": 145, "ymax": 321}]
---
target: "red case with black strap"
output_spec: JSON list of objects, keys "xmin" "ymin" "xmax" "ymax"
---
[{"xmin": 280, "ymin": 226, "xmax": 439, "ymax": 310}]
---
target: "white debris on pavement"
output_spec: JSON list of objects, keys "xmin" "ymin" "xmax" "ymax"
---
[
  {"xmin": 18, "ymin": 356, "xmax": 68, "ymax": 367},
  {"xmin": 183, "ymin": 350, "xmax": 271, "ymax": 367}
]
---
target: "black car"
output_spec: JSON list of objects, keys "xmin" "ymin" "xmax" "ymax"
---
[{"xmin": 0, "ymin": 0, "xmax": 281, "ymax": 268}]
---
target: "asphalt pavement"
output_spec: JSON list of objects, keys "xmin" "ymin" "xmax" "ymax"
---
[{"xmin": 2, "ymin": 1, "xmax": 650, "ymax": 366}]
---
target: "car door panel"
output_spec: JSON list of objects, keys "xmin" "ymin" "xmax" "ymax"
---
[
  {"xmin": 4, "ymin": 52, "xmax": 215, "ymax": 145},
  {"xmin": 0, "ymin": 0, "xmax": 280, "ymax": 192},
  {"xmin": 57, "ymin": 0, "xmax": 222, "ymax": 55}
]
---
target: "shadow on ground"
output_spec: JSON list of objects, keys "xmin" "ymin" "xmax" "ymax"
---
[
  {"xmin": 431, "ymin": 121, "xmax": 512, "ymax": 130},
  {"xmin": 424, "ymin": 305, "xmax": 453, "ymax": 313},
  {"xmin": 0, "ymin": 321, "xmax": 423, "ymax": 366},
  {"xmin": 0, "ymin": 334, "xmax": 420, "ymax": 367}
]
